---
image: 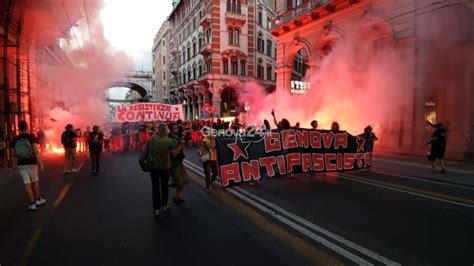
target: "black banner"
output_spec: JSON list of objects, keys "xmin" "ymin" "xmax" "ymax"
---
[{"xmin": 215, "ymin": 129, "xmax": 373, "ymax": 187}]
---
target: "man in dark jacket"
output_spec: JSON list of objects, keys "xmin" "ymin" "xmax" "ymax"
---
[{"xmin": 88, "ymin": 125, "xmax": 104, "ymax": 175}]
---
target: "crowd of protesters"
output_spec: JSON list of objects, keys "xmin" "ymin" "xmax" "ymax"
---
[{"xmin": 7, "ymin": 110, "xmax": 449, "ymax": 213}]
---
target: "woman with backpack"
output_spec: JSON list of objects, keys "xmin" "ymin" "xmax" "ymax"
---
[{"xmin": 11, "ymin": 121, "xmax": 45, "ymax": 211}]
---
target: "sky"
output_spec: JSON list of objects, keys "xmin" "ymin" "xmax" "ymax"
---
[
  {"xmin": 100, "ymin": 0, "xmax": 173, "ymax": 98},
  {"xmin": 101, "ymin": 0, "xmax": 173, "ymax": 71}
]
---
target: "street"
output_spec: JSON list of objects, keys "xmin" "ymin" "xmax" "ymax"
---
[{"xmin": 0, "ymin": 150, "xmax": 473, "ymax": 266}]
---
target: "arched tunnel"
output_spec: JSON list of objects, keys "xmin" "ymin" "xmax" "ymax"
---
[{"xmin": 105, "ymin": 81, "xmax": 151, "ymax": 103}]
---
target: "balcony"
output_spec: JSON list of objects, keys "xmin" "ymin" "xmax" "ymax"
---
[
  {"xmin": 200, "ymin": 13, "xmax": 212, "ymax": 28},
  {"xmin": 171, "ymin": 66, "xmax": 178, "ymax": 75},
  {"xmin": 200, "ymin": 43, "xmax": 212, "ymax": 56},
  {"xmin": 225, "ymin": 12, "xmax": 246, "ymax": 26},
  {"xmin": 271, "ymin": 0, "xmax": 331, "ymax": 28}
]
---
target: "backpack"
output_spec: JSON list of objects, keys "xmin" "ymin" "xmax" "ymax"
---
[
  {"xmin": 15, "ymin": 138, "xmax": 34, "ymax": 160},
  {"xmin": 61, "ymin": 131, "xmax": 73, "ymax": 147}
]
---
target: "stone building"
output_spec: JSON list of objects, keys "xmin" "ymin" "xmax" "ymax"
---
[
  {"xmin": 271, "ymin": 0, "xmax": 474, "ymax": 158},
  {"xmin": 159, "ymin": 0, "xmax": 277, "ymax": 120},
  {"xmin": 152, "ymin": 21, "xmax": 171, "ymax": 102}
]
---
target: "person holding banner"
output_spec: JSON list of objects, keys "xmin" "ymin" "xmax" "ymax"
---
[
  {"xmin": 200, "ymin": 131, "xmax": 218, "ymax": 192},
  {"xmin": 168, "ymin": 123, "xmax": 188, "ymax": 204}
]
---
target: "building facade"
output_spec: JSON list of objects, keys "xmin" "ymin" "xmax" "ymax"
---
[
  {"xmin": 271, "ymin": 0, "xmax": 474, "ymax": 158},
  {"xmin": 152, "ymin": 21, "xmax": 171, "ymax": 102},
  {"xmin": 158, "ymin": 0, "xmax": 277, "ymax": 120},
  {"xmin": 1, "ymin": 0, "xmax": 81, "ymax": 138}
]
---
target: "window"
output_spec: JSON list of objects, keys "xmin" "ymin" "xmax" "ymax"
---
[
  {"xmin": 257, "ymin": 32, "xmax": 264, "ymax": 53},
  {"xmin": 198, "ymin": 62, "xmax": 203, "ymax": 76},
  {"xmin": 223, "ymin": 58, "xmax": 228, "ymax": 74},
  {"xmin": 163, "ymin": 71, "xmax": 166, "ymax": 81},
  {"xmin": 198, "ymin": 33, "xmax": 203, "ymax": 50},
  {"xmin": 266, "ymin": 39, "xmax": 272, "ymax": 57},
  {"xmin": 231, "ymin": 58, "xmax": 238, "ymax": 75},
  {"xmin": 193, "ymin": 65, "xmax": 197, "ymax": 79},
  {"xmin": 266, "ymin": 66, "xmax": 272, "ymax": 81},
  {"xmin": 187, "ymin": 69, "xmax": 191, "ymax": 81},
  {"xmin": 292, "ymin": 49, "xmax": 309, "ymax": 81},
  {"xmin": 206, "ymin": 29, "xmax": 211, "ymax": 43},
  {"xmin": 240, "ymin": 60, "xmax": 246, "ymax": 75},
  {"xmin": 207, "ymin": 58, "xmax": 212, "ymax": 73},
  {"xmin": 258, "ymin": 10, "xmax": 263, "ymax": 26},
  {"xmin": 234, "ymin": 29, "xmax": 240, "ymax": 45},
  {"xmin": 227, "ymin": 0, "xmax": 241, "ymax": 13},
  {"xmin": 228, "ymin": 28, "xmax": 233, "ymax": 44},
  {"xmin": 257, "ymin": 62, "xmax": 264, "ymax": 79},
  {"xmin": 228, "ymin": 27, "xmax": 240, "ymax": 45},
  {"xmin": 287, "ymin": 0, "xmax": 303, "ymax": 10},
  {"xmin": 192, "ymin": 39, "xmax": 197, "ymax": 56},
  {"xmin": 182, "ymin": 49, "xmax": 186, "ymax": 62},
  {"xmin": 163, "ymin": 56, "xmax": 166, "ymax": 65},
  {"xmin": 187, "ymin": 44, "xmax": 191, "ymax": 60},
  {"xmin": 162, "ymin": 40, "xmax": 165, "ymax": 47}
]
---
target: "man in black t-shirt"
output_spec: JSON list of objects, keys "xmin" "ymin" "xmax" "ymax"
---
[
  {"xmin": 12, "ymin": 121, "xmax": 45, "ymax": 211},
  {"xmin": 88, "ymin": 125, "xmax": 104, "ymax": 175},
  {"xmin": 61, "ymin": 124, "xmax": 79, "ymax": 173}
]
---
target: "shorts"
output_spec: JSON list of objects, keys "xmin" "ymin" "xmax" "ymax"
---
[
  {"xmin": 171, "ymin": 162, "xmax": 189, "ymax": 188},
  {"xmin": 18, "ymin": 165, "xmax": 39, "ymax": 184},
  {"xmin": 65, "ymin": 148, "xmax": 77, "ymax": 160}
]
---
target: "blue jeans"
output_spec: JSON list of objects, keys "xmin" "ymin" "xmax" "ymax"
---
[{"xmin": 150, "ymin": 170, "xmax": 170, "ymax": 210}]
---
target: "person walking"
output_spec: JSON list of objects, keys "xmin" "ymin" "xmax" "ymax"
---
[
  {"xmin": 200, "ymin": 130, "xmax": 218, "ymax": 192},
  {"xmin": 83, "ymin": 126, "xmax": 92, "ymax": 155},
  {"xmin": 426, "ymin": 122, "xmax": 447, "ymax": 173},
  {"xmin": 168, "ymin": 123, "xmax": 187, "ymax": 204},
  {"xmin": 0, "ymin": 128, "xmax": 7, "ymax": 166},
  {"xmin": 148, "ymin": 123, "xmax": 182, "ymax": 217},
  {"xmin": 61, "ymin": 124, "xmax": 79, "ymax": 173},
  {"xmin": 36, "ymin": 128, "xmax": 46, "ymax": 154},
  {"xmin": 88, "ymin": 125, "xmax": 103, "ymax": 175},
  {"xmin": 11, "ymin": 121, "xmax": 45, "ymax": 211}
]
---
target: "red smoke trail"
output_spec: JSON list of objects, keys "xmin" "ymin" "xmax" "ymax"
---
[{"xmin": 19, "ymin": 0, "xmax": 134, "ymax": 153}]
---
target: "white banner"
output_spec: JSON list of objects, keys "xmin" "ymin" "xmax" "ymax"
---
[{"xmin": 115, "ymin": 103, "xmax": 184, "ymax": 122}]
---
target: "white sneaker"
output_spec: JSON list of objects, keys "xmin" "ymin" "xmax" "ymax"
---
[
  {"xmin": 35, "ymin": 198, "xmax": 46, "ymax": 206},
  {"xmin": 27, "ymin": 203, "xmax": 37, "ymax": 211},
  {"xmin": 162, "ymin": 205, "xmax": 170, "ymax": 213},
  {"xmin": 70, "ymin": 168, "xmax": 78, "ymax": 172}
]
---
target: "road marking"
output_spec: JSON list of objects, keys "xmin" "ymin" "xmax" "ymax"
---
[
  {"xmin": 185, "ymin": 167, "xmax": 344, "ymax": 266},
  {"xmin": 368, "ymin": 168, "xmax": 474, "ymax": 190},
  {"xmin": 233, "ymin": 187, "xmax": 398, "ymax": 266},
  {"xmin": 53, "ymin": 182, "xmax": 72, "ymax": 206},
  {"xmin": 17, "ymin": 229, "xmax": 42, "ymax": 266},
  {"xmin": 16, "ymin": 156, "xmax": 87, "ymax": 266},
  {"xmin": 337, "ymin": 173, "xmax": 474, "ymax": 208},
  {"xmin": 184, "ymin": 160, "xmax": 400, "ymax": 265},
  {"xmin": 375, "ymin": 158, "xmax": 474, "ymax": 175}
]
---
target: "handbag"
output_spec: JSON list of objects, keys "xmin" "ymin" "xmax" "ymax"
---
[
  {"xmin": 139, "ymin": 140, "xmax": 153, "ymax": 172},
  {"xmin": 199, "ymin": 152, "xmax": 210, "ymax": 163}
]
